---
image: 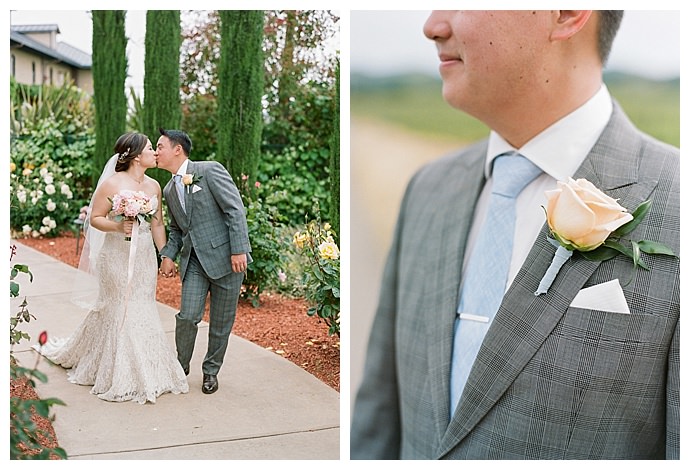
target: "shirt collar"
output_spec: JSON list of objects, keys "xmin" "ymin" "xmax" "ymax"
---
[
  {"xmin": 175, "ymin": 159, "xmax": 190, "ymax": 177},
  {"xmin": 485, "ymin": 84, "xmax": 613, "ymax": 180}
]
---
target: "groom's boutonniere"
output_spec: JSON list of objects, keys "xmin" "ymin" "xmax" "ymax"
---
[
  {"xmin": 535, "ymin": 177, "xmax": 677, "ymax": 295},
  {"xmin": 182, "ymin": 173, "xmax": 203, "ymax": 193}
]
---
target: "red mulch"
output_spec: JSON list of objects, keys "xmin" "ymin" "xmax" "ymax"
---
[{"xmin": 9, "ymin": 377, "xmax": 62, "ymax": 459}]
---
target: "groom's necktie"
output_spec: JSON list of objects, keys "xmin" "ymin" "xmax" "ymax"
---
[
  {"xmin": 173, "ymin": 174, "xmax": 185, "ymax": 212},
  {"xmin": 449, "ymin": 152, "xmax": 542, "ymax": 416}
]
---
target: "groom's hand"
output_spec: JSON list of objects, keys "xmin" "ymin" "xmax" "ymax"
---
[
  {"xmin": 231, "ymin": 254, "xmax": 247, "ymax": 273},
  {"xmin": 159, "ymin": 257, "xmax": 177, "ymax": 278}
]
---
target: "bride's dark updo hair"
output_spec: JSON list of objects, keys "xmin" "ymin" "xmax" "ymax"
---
[{"xmin": 114, "ymin": 132, "xmax": 148, "ymax": 172}]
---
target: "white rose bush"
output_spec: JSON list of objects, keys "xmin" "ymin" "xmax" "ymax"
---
[
  {"xmin": 10, "ymin": 162, "xmax": 78, "ymax": 238},
  {"xmin": 536, "ymin": 177, "xmax": 677, "ymax": 295}
]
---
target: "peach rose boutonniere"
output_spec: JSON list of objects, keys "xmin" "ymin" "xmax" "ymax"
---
[
  {"xmin": 182, "ymin": 173, "xmax": 203, "ymax": 193},
  {"xmin": 535, "ymin": 178, "xmax": 677, "ymax": 295}
]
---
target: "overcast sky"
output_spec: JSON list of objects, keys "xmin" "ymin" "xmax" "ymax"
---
[{"xmin": 351, "ymin": 10, "xmax": 680, "ymax": 81}]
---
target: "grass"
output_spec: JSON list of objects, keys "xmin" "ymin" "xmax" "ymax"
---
[{"xmin": 351, "ymin": 72, "xmax": 680, "ymax": 148}]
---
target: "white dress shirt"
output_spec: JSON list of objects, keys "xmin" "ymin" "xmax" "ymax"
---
[
  {"xmin": 176, "ymin": 158, "xmax": 190, "ymax": 178},
  {"xmin": 462, "ymin": 85, "xmax": 613, "ymax": 291}
]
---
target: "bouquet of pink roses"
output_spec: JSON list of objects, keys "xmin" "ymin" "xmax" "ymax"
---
[{"xmin": 109, "ymin": 190, "xmax": 156, "ymax": 241}]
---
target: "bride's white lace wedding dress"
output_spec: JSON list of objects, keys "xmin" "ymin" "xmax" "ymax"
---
[{"xmin": 39, "ymin": 196, "xmax": 189, "ymax": 404}]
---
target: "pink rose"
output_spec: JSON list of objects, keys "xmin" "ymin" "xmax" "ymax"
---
[{"xmin": 545, "ymin": 178, "xmax": 633, "ymax": 251}]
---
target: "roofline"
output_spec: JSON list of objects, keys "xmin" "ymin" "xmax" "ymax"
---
[{"xmin": 10, "ymin": 30, "xmax": 91, "ymax": 69}]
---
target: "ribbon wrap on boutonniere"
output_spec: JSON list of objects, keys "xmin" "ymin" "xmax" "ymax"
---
[
  {"xmin": 182, "ymin": 173, "xmax": 203, "ymax": 193},
  {"xmin": 535, "ymin": 177, "xmax": 677, "ymax": 295}
]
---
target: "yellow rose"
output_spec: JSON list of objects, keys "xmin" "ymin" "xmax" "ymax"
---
[
  {"xmin": 293, "ymin": 231, "xmax": 308, "ymax": 249},
  {"xmin": 182, "ymin": 174, "xmax": 194, "ymax": 185},
  {"xmin": 10, "ymin": 162, "xmax": 16, "ymax": 172},
  {"xmin": 318, "ymin": 241, "xmax": 340, "ymax": 260},
  {"xmin": 545, "ymin": 177, "xmax": 633, "ymax": 251}
]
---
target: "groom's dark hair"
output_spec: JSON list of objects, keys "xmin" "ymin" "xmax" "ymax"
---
[{"xmin": 159, "ymin": 128, "xmax": 192, "ymax": 157}]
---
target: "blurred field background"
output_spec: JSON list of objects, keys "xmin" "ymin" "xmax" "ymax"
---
[{"xmin": 349, "ymin": 72, "xmax": 680, "ymax": 411}]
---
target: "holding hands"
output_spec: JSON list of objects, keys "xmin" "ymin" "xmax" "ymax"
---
[{"xmin": 159, "ymin": 257, "xmax": 177, "ymax": 278}]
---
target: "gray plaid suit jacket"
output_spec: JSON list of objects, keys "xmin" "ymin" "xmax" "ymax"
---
[
  {"xmin": 160, "ymin": 160, "xmax": 252, "ymax": 280},
  {"xmin": 350, "ymin": 103, "xmax": 680, "ymax": 459}
]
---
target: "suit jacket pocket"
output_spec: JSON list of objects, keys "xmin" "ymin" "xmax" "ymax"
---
[
  {"xmin": 556, "ymin": 306, "xmax": 667, "ymax": 345},
  {"xmin": 211, "ymin": 234, "xmax": 230, "ymax": 249}
]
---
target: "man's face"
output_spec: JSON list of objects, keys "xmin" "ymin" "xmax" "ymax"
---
[
  {"xmin": 423, "ymin": 10, "xmax": 552, "ymax": 118},
  {"xmin": 155, "ymin": 136, "xmax": 175, "ymax": 171}
]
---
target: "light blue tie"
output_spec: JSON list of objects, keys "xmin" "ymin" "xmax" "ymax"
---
[
  {"xmin": 449, "ymin": 153, "xmax": 542, "ymax": 416},
  {"xmin": 173, "ymin": 174, "xmax": 186, "ymax": 211}
]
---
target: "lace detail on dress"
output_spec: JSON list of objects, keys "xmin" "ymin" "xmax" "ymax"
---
[{"xmin": 37, "ymin": 200, "xmax": 188, "ymax": 404}]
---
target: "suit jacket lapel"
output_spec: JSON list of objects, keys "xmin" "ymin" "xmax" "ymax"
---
[
  {"xmin": 438, "ymin": 102, "xmax": 657, "ymax": 456},
  {"xmin": 165, "ymin": 173, "xmax": 188, "ymax": 228},
  {"xmin": 184, "ymin": 161, "xmax": 195, "ymax": 220},
  {"xmin": 423, "ymin": 144, "xmax": 487, "ymax": 441}
]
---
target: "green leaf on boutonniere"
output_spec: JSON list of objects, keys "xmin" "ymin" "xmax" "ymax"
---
[
  {"xmin": 637, "ymin": 239, "xmax": 678, "ymax": 257},
  {"xmin": 579, "ymin": 245, "xmax": 618, "ymax": 262},
  {"xmin": 613, "ymin": 199, "xmax": 652, "ymax": 237},
  {"xmin": 580, "ymin": 239, "xmax": 651, "ymax": 270},
  {"xmin": 606, "ymin": 239, "xmax": 649, "ymax": 270},
  {"xmin": 631, "ymin": 240, "xmax": 644, "ymax": 270}
]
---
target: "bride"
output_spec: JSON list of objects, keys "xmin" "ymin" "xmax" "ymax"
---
[{"xmin": 37, "ymin": 132, "xmax": 189, "ymax": 404}]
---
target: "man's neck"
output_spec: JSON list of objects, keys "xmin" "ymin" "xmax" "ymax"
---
[
  {"xmin": 171, "ymin": 158, "xmax": 189, "ymax": 175},
  {"xmin": 490, "ymin": 74, "xmax": 603, "ymax": 148}
]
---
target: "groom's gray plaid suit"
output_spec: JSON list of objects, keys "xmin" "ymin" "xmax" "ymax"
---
[
  {"xmin": 160, "ymin": 160, "xmax": 251, "ymax": 376},
  {"xmin": 351, "ymin": 103, "xmax": 680, "ymax": 459}
]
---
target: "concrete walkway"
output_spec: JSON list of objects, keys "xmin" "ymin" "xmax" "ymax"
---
[{"xmin": 10, "ymin": 241, "xmax": 340, "ymax": 460}]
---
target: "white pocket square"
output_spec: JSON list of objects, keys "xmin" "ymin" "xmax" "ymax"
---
[
  {"xmin": 570, "ymin": 279, "xmax": 630, "ymax": 314},
  {"xmin": 192, "ymin": 184, "xmax": 202, "ymax": 194}
]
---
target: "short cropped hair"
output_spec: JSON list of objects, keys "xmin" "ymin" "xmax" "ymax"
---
[
  {"xmin": 159, "ymin": 128, "xmax": 193, "ymax": 157},
  {"xmin": 597, "ymin": 11, "xmax": 624, "ymax": 65}
]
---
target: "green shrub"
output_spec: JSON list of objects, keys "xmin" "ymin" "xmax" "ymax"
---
[
  {"xmin": 10, "ymin": 80, "xmax": 95, "ymax": 236},
  {"xmin": 239, "ymin": 179, "xmax": 290, "ymax": 307},
  {"xmin": 10, "ymin": 162, "xmax": 85, "ymax": 238},
  {"xmin": 292, "ymin": 210, "xmax": 340, "ymax": 336},
  {"xmin": 256, "ymin": 145, "xmax": 330, "ymax": 227},
  {"xmin": 9, "ymin": 245, "xmax": 67, "ymax": 460}
]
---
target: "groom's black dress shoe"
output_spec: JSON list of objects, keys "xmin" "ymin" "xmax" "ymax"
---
[
  {"xmin": 202, "ymin": 374, "xmax": 218, "ymax": 394},
  {"xmin": 182, "ymin": 367, "xmax": 189, "ymax": 376}
]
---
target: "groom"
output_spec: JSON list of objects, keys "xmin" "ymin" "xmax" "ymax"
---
[
  {"xmin": 156, "ymin": 128, "xmax": 252, "ymax": 394},
  {"xmin": 351, "ymin": 11, "xmax": 679, "ymax": 459}
]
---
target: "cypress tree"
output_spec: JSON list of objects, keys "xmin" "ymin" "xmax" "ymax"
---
[
  {"xmin": 91, "ymin": 11, "xmax": 127, "ymax": 185},
  {"xmin": 329, "ymin": 61, "xmax": 340, "ymax": 239},
  {"xmin": 143, "ymin": 10, "xmax": 181, "ymax": 185},
  {"xmin": 217, "ymin": 10, "xmax": 264, "ymax": 186}
]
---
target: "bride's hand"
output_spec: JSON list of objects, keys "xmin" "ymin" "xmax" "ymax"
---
[{"xmin": 159, "ymin": 257, "xmax": 177, "ymax": 278}]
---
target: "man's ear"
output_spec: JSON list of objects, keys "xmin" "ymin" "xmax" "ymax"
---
[{"xmin": 550, "ymin": 10, "xmax": 593, "ymax": 42}]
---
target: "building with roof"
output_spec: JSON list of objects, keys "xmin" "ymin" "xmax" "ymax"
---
[{"xmin": 10, "ymin": 24, "xmax": 93, "ymax": 94}]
